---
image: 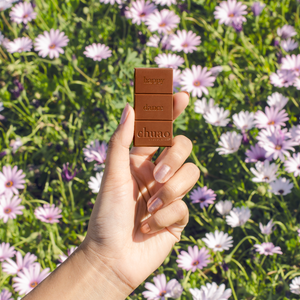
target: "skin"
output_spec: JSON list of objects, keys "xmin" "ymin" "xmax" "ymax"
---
[{"xmin": 23, "ymin": 91, "xmax": 200, "ymax": 299}]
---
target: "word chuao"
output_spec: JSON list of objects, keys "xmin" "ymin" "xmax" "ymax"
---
[
  {"xmin": 137, "ymin": 127, "xmax": 171, "ymax": 138},
  {"xmin": 143, "ymin": 104, "xmax": 164, "ymax": 111},
  {"xmin": 143, "ymin": 76, "xmax": 165, "ymax": 85}
]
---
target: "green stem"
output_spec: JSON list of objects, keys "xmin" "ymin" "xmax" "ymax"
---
[
  {"xmin": 260, "ymin": 255, "xmax": 266, "ymax": 267},
  {"xmin": 68, "ymin": 181, "xmax": 75, "ymax": 212},
  {"xmin": 73, "ymin": 63, "xmax": 97, "ymax": 84},
  {"xmin": 190, "ymin": 149, "xmax": 208, "ymax": 176},
  {"xmin": 1, "ymin": 12, "xmax": 17, "ymax": 38},
  {"xmin": 182, "ymin": 270, "xmax": 192, "ymax": 288},
  {"xmin": 183, "ymin": 52, "xmax": 189, "ymax": 69},
  {"xmin": 227, "ymin": 270, "xmax": 238, "ymax": 300},
  {"xmin": 235, "ymin": 153, "xmax": 252, "ymax": 176},
  {"xmin": 207, "ymin": 123, "xmax": 219, "ymax": 144}
]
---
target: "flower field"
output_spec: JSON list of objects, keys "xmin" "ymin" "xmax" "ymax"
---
[{"xmin": 0, "ymin": 0, "xmax": 300, "ymax": 299}]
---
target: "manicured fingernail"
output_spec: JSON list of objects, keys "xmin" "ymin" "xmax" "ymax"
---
[
  {"xmin": 140, "ymin": 223, "xmax": 150, "ymax": 233},
  {"xmin": 154, "ymin": 164, "xmax": 171, "ymax": 183},
  {"xmin": 148, "ymin": 198, "xmax": 163, "ymax": 214},
  {"xmin": 120, "ymin": 103, "xmax": 130, "ymax": 125},
  {"xmin": 181, "ymin": 91, "xmax": 190, "ymax": 97}
]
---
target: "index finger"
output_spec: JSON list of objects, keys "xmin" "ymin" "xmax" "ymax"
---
[{"xmin": 129, "ymin": 91, "xmax": 190, "ymax": 160}]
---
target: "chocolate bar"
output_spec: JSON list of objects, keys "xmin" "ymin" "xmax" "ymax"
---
[{"xmin": 133, "ymin": 68, "xmax": 173, "ymax": 147}]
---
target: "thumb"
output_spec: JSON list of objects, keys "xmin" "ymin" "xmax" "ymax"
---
[{"xmin": 105, "ymin": 103, "xmax": 135, "ymax": 175}]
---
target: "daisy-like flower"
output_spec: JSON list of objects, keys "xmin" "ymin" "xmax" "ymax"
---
[
  {"xmin": 88, "ymin": 171, "xmax": 104, "ymax": 194},
  {"xmin": 0, "ymin": 195, "xmax": 25, "ymax": 223},
  {"xmin": 180, "ymin": 65, "xmax": 215, "ymax": 98},
  {"xmin": 267, "ymin": 92, "xmax": 288, "ymax": 110},
  {"xmin": 209, "ymin": 66, "xmax": 223, "ymax": 77},
  {"xmin": 251, "ymin": 2, "xmax": 265, "ymax": 16},
  {"xmin": 226, "ymin": 206, "xmax": 251, "ymax": 227},
  {"xmin": 83, "ymin": 140, "xmax": 108, "ymax": 167},
  {"xmin": 281, "ymin": 54, "xmax": 300, "ymax": 76},
  {"xmin": 173, "ymin": 69, "xmax": 181, "ymax": 92},
  {"xmin": 34, "ymin": 204, "xmax": 62, "ymax": 224},
  {"xmin": 142, "ymin": 274, "xmax": 183, "ymax": 300},
  {"xmin": 290, "ymin": 277, "xmax": 300, "ymax": 295},
  {"xmin": 277, "ymin": 25, "xmax": 297, "ymax": 40},
  {"xmin": 34, "ymin": 29, "xmax": 69, "ymax": 59},
  {"xmin": 0, "ymin": 165, "xmax": 26, "ymax": 199},
  {"xmin": 189, "ymin": 186, "xmax": 216, "ymax": 209},
  {"xmin": 284, "ymin": 153, "xmax": 300, "ymax": 177},
  {"xmin": 2, "ymin": 251, "xmax": 37, "ymax": 275},
  {"xmin": 289, "ymin": 125, "xmax": 300, "ymax": 143},
  {"xmin": 153, "ymin": 0, "xmax": 176, "ymax": 6},
  {"xmin": 204, "ymin": 106, "xmax": 230, "ymax": 127},
  {"xmin": 146, "ymin": 34, "xmax": 172, "ymax": 50},
  {"xmin": 147, "ymin": 34, "xmax": 160, "ymax": 47},
  {"xmin": 194, "ymin": 98, "xmax": 216, "ymax": 115},
  {"xmin": 170, "ymin": 30, "xmax": 201, "ymax": 53},
  {"xmin": 250, "ymin": 160, "xmax": 278, "ymax": 183},
  {"xmin": 254, "ymin": 106, "xmax": 289, "ymax": 129},
  {"xmin": 145, "ymin": 9, "xmax": 180, "ymax": 34},
  {"xmin": 0, "ymin": 242, "xmax": 15, "ymax": 261},
  {"xmin": 99, "ymin": 0, "xmax": 123, "ymax": 4},
  {"xmin": 232, "ymin": 111, "xmax": 255, "ymax": 131},
  {"xmin": 254, "ymin": 242, "xmax": 282, "ymax": 256},
  {"xmin": 0, "ymin": 289, "xmax": 13, "ymax": 300},
  {"xmin": 83, "ymin": 43, "xmax": 112, "ymax": 61},
  {"xmin": 10, "ymin": 137, "xmax": 22, "ymax": 153},
  {"xmin": 281, "ymin": 39, "xmax": 298, "ymax": 52},
  {"xmin": 61, "ymin": 162, "xmax": 81, "ymax": 182},
  {"xmin": 257, "ymin": 127, "xmax": 297, "ymax": 161},
  {"xmin": 9, "ymin": 2, "xmax": 37, "ymax": 24},
  {"xmin": 0, "ymin": 0, "xmax": 13, "ymax": 11},
  {"xmin": 12, "ymin": 263, "xmax": 50, "ymax": 295},
  {"xmin": 57, "ymin": 246, "xmax": 78, "ymax": 267},
  {"xmin": 6, "ymin": 37, "xmax": 32, "ymax": 53},
  {"xmin": 176, "ymin": 245, "xmax": 210, "ymax": 272},
  {"xmin": 202, "ymin": 230, "xmax": 233, "ymax": 252},
  {"xmin": 154, "ymin": 53, "xmax": 184, "ymax": 69},
  {"xmin": 245, "ymin": 144, "xmax": 272, "ymax": 163},
  {"xmin": 124, "ymin": 0, "xmax": 156, "ymax": 25},
  {"xmin": 295, "ymin": 77, "xmax": 300, "ymax": 90},
  {"xmin": 259, "ymin": 219, "xmax": 275, "ymax": 235},
  {"xmin": 216, "ymin": 131, "xmax": 242, "ymax": 155},
  {"xmin": 269, "ymin": 177, "xmax": 294, "ymax": 195},
  {"xmin": 190, "ymin": 282, "xmax": 232, "ymax": 300},
  {"xmin": 214, "ymin": 0, "xmax": 247, "ymax": 26},
  {"xmin": 270, "ymin": 69, "xmax": 297, "ymax": 88},
  {"xmin": 215, "ymin": 200, "xmax": 232, "ymax": 216}
]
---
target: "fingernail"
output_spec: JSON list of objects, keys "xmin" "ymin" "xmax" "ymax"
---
[
  {"xmin": 154, "ymin": 164, "xmax": 171, "ymax": 183},
  {"xmin": 148, "ymin": 198, "xmax": 163, "ymax": 214},
  {"xmin": 140, "ymin": 223, "xmax": 150, "ymax": 233},
  {"xmin": 181, "ymin": 91, "xmax": 190, "ymax": 97},
  {"xmin": 120, "ymin": 103, "xmax": 130, "ymax": 125}
]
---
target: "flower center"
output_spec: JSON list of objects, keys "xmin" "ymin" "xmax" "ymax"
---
[
  {"xmin": 139, "ymin": 12, "xmax": 146, "ymax": 17},
  {"xmin": 49, "ymin": 44, "xmax": 56, "ymax": 49},
  {"xmin": 47, "ymin": 217, "xmax": 53, "ymax": 221},
  {"xmin": 267, "ymin": 121, "xmax": 275, "ymax": 125},
  {"xmin": 5, "ymin": 180, "xmax": 13, "ymax": 187},
  {"xmin": 30, "ymin": 281, "xmax": 38, "ymax": 288},
  {"xmin": 215, "ymin": 244, "xmax": 222, "ymax": 248},
  {"xmin": 4, "ymin": 208, "xmax": 11, "ymax": 214},
  {"xmin": 298, "ymin": 165, "xmax": 300, "ymax": 169},
  {"xmin": 159, "ymin": 22, "xmax": 166, "ymax": 27},
  {"xmin": 182, "ymin": 43, "xmax": 188, "ymax": 47},
  {"xmin": 228, "ymin": 13, "xmax": 235, "ymax": 17},
  {"xmin": 192, "ymin": 260, "xmax": 199, "ymax": 266},
  {"xmin": 194, "ymin": 80, "xmax": 201, "ymax": 87},
  {"xmin": 275, "ymin": 145, "xmax": 282, "ymax": 150},
  {"xmin": 23, "ymin": 14, "xmax": 29, "ymax": 18},
  {"xmin": 263, "ymin": 176, "xmax": 269, "ymax": 181},
  {"xmin": 278, "ymin": 189, "xmax": 284, "ymax": 194},
  {"xmin": 159, "ymin": 290, "xmax": 167, "ymax": 296},
  {"xmin": 198, "ymin": 198, "xmax": 206, "ymax": 202},
  {"xmin": 258, "ymin": 156, "xmax": 265, "ymax": 162}
]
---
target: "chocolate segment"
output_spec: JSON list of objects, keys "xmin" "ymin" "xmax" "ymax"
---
[{"xmin": 134, "ymin": 68, "xmax": 173, "ymax": 147}]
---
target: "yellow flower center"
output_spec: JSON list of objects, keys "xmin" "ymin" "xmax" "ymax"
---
[
  {"xmin": 4, "ymin": 208, "xmax": 11, "ymax": 214},
  {"xmin": 182, "ymin": 43, "xmax": 188, "ymax": 47},
  {"xmin": 139, "ymin": 12, "xmax": 146, "ymax": 17},
  {"xmin": 194, "ymin": 80, "xmax": 201, "ymax": 87},
  {"xmin": 5, "ymin": 181, "xmax": 13, "ymax": 187},
  {"xmin": 30, "ymin": 281, "xmax": 38, "ymax": 288},
  {"xmin": 229, "ymin": 13, "xmax": 234, "ymax": 17},
  {"xmin": 49, "ymin": 44, "xmax": 56, "ymax": 49},
  {"xmin": 267, "ymin": 121, "xmax": 275, "ymax": 125},
  {"xmin": 275, "ymin": 145, "xmax": 282, "ymax": 150},
  {"xmin": 159, "ymin": 22, "xmax": 166, "ymax": 27}
]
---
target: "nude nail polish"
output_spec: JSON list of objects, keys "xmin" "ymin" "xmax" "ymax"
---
[
  {"xmin": 154, "ymin": 164, "xmax": 171, "ymax": 183},
  {"xmin": 148, "ymin": 198, "xmax": 163, "ymax": 214}
]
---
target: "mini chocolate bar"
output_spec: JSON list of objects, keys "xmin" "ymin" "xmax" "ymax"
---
[{"xmin": 133, "ymin": 68, "xmax": 173, "ymax": 147}]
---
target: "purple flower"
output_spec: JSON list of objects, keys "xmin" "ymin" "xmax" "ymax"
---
[
  {"xmin": 10, "ymin": 79, "xmax": 24, "ymax": 99},
  {"xmin": 251, "ymin": 2, "xmax": 265, "ymax": 16},
  {"xmin": 61, "ymin": 162, "xmax": 81, "ymax": 182},
  {"xmin": 245, "ymin": 144, "xmax": 272, "ymax": 163},
  {"xmin": 254, "ymin": 242, "xmax": 282, "ymax": 256},
  {"xmin": 0, "ymin": 151, "xmax": 7, "ymax": 158},
  {"xmin": 189, "ymin": 186, "xmax": 216, "ymax": 209},
  {"xmin": 232, "ymin": 20, "xmax": 243, "ymax": 32},
  {"xmin": 83, "ymin": 140, "xmax": 108, "ymax": 168}
]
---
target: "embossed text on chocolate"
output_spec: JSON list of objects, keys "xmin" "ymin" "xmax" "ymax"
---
[{"xmin": 143, "ymin": 77, "xmax": 165, "ymax": 85}]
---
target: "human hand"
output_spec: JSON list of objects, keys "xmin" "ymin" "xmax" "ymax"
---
[{"xmin": 81, "ymin": 92, "xmax": 200, "ymax": 296}]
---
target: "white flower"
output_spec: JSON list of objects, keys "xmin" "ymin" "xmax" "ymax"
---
[
  {"xmin": 202, "ymin": 230, "xmax": 233, "ymax": 252},
  {"xmin": 281, "ymin": 38, "xmax": 298, "ymax": 52},
  {"xmin": 259, "ymin": 219, "xmax": 275, "ymax": 235},
  {"xmin": 290, "ymin": 277, "xmax": 300, "ymax": 295},
  {"xmin": 88, "ymin": 172, "xmax": 104, "ymax": 193},
  {"xmin": 216, "ymin": 131, "xmax": 242, "ymax": 155},
  {"xmin": 277, "ymin": 25, "xmax": 297, "ymax": 40},
  {"xmin": 250, "ymin": 160, "xmax": 278, "ymax": 183},
  {"xmin": 194, "ymin": 98, "xmax": 216, "ymax": 114},
  {"xmin": 284, "ymin": 153, "xmax": 300, "ymax": 177},
  {"xmin": 190, "ymin": 282, "xmax": 232, "ymax": 300},
  {"xmin": 269, "ymin": 177, "xmax": 293, "ymax": 196},
  {"xmin": 232, "ymin": 111, "xmax": 255, "ymax": 131},
  {"xmin": 209, "ymin": 66, "xmax": 223, "ymax": 77},
  {"xmin": 226, "ymin": 207, "xmax": 251, "ymax": 227},
  {"xmin": 204, "ymin": 107, "xmax": 230, "ymax": 126},
  {"xmin": 267, "ymin": 92, "xmax": 288, "ymax": 110},
  {"xmin": 289, "ymin": 125, "xmax": 300, "ymax": 143},
  {"xmin": 215, "ymin": 200, "xmax": 232, "ymax": 216}
]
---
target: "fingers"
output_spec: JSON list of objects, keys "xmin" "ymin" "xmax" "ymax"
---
[
  {"xmin": 129, "ymin": 91, "xmax": 190, "ymax": 161},
  {"xmin": 153, "ymin": 135, "xmax": 193, "ymax": 183},
  {"xmin": 139, "ymin": 162, "xmax": 199, "ymax": 235}
]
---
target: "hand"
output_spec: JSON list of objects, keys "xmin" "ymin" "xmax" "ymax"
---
[{"xmin": 81, "ymin": 92, "xmax": 200, "ymax": 295}]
